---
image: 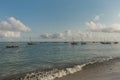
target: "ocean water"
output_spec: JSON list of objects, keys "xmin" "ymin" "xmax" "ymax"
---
[{"xmin": 0, "ymin": 42, "xmax": 120, "ymax": 80}]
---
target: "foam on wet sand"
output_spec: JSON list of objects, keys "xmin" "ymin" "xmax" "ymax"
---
[
  {"xmin": 3, "ymin": 58, "xmax": 120, "ymax": 80},
  {"xmin": 55, "ymin": 58, "xmax": 120, "ymax": 80}
]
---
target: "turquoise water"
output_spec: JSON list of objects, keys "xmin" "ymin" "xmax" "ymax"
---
[{"xmin": 0, "ymin": 42, "xmax": 120, "ymax": 79}]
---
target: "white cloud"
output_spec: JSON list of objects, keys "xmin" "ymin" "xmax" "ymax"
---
[
  {"xmin": 40, "ymin": 33, "xmax": 50, "ymax": 39},
  {"xmin": 40, "ymin": 30, "xmax": 72, "ymax": 39},
  {"xmin": 40, "ymin": 30, "xmax": 92, "ymax": 41},
  {"xmin": 0, "ymin": 21, "xmax": 11, "ymax": 31},
  {"xmin": 40, "ymin": 33, "xmax": 64, "ymax": 39},
  {"xmin": 86, "ymin": 21, "xmax": 105, "ymax": 32},
  {"xmin": 77, "ymin": 31, "xmax": 86, "ymax": 37},
  {"xmin": 94, "ymin": 15, "xmax": 100, "ymax": 21},
  {"xmin": 64, "ymin": 30, "xmax": 72, "ymax": 37},
  {"xmin": 86, "ymin": 21, "xmax": 120, "ymax": 33},
  {"xmin": 0, "ymin": 17, "xmax": 31, "ymax": 38},
  {"xmin": 2, "ymin": 31, "xmax": 20, "ymax": 38},
  {"xmin": 8, "ymin": 17, "xmax": 31, "ymax": 32},
  {"xmin": 50, "ymin": 33, "xmax": 64, "ymax": 39}
]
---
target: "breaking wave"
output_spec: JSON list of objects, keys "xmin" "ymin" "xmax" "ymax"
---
[{"xmin": 5, "ymin": 56, "xmax": 120, "ymax": 80}]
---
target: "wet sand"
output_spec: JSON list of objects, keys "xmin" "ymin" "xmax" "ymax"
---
[{"xmin": 55, "ymin": 59, "xmax": 120, "ymax": 80}]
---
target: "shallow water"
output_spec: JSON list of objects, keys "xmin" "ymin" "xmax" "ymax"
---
[{"xmin": 0, "ymin": 42, "xmax": 120, "ymax": 80}]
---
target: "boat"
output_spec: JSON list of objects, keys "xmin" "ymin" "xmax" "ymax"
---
[
  {"xmin": 6, "ymin": 45, "xmax": 19, "ymax": 48},
  {"xmin": 27, "ymin": 37, "xmax": 35, "ymax": 45},
  {"xmin": 113, "ymin": 42, "xmax": 119, "ymax": 44},
  {"xmin": 70, "ymin": 38, "xmax": 78, "ymax": 45},
  {"xmin": 80, "ymin": 37, "xmax": 86, "ymax": 45},
  {"xmin": 6, "ymin": 41, "xmax": 19, "ymax": 48},
  {"xmin": 92, "ymin": 41, "xmax": 98, "ymax": 43},
  {"xmin": 27, "ymin": 42, "xmax": 34, "ymax": 45},
  {"xmin": 81, "ymin": 42, "xmax": 86, "ymax": 45},
  {"xmin": 100, "ymin": 38, "xmax": 112, "ymax": 45},
  {"xmin": 71, "ymin": 42, "xmax": 78, "ymax": 45},
  {"xmin": 100, "ymin": 42, "xmax": 112, "ymax": 44}
]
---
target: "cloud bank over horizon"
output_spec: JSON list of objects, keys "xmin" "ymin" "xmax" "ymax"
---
[
  {"xmin": 39, "ymin": 30, "xmax": 120, "ymax": 41},
  {"xmin": 0, "ymin": 17, "xmax": 31, "ymax": 38},
  {"xmin": 39, "ymin": 14, "xmax": 120, "ymax": 41},
  {"xmin": 86, "ymin": 21, "xmax": 120, "ymax": 33},
  {"xmin": 40, "ymin": 30, "xmax": 72, "ymax": 39}
]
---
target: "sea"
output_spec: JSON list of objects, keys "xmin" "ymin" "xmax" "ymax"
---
[{"xmin": 0, "ymin": 42, "xmax": 120, "ymax": 80}]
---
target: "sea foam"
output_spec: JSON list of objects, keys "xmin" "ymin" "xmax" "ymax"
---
[
  {"xmin": 15, "ymin": 62, "xmax": 95, "ymax": 80},
  {"xmin": 12, "ymin": 56, "xmax": 114, "ymax": 80}
]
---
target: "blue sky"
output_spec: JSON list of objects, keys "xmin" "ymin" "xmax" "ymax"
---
[{"xmin": 0, "ymin": 0, "xmax": 120, "ymax": 41}]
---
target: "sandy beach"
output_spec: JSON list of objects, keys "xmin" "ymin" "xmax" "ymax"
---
[{"xmin": 55, "ymin": 58, "xmax": 120, "ymax": 80}]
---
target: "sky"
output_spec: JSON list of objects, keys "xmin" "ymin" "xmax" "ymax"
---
[{"xmin": 0, "ymin": 0, "xmax": 120, "ymax": 41}]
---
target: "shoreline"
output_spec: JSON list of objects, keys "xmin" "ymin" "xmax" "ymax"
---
[
  {"xmin": 2, "ymin": 57, "xmax": 120, "ymax": 80},
  {"xmin": 55, "ymin": 58, "xmax": 120, "ymax": 80}
]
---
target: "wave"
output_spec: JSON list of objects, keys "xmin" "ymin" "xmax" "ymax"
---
[
  {"xmin": 4, "ymin": 56, "xmax": 120, "ymax": 80},
  {"xmin": 14, "ymin": 62, "xmax": 94, "ymax": 80}
]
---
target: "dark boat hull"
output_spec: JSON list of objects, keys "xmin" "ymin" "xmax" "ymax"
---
[{"xmin": 6, "ymin": 46, "xmax": 19, "ymax": 48}]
